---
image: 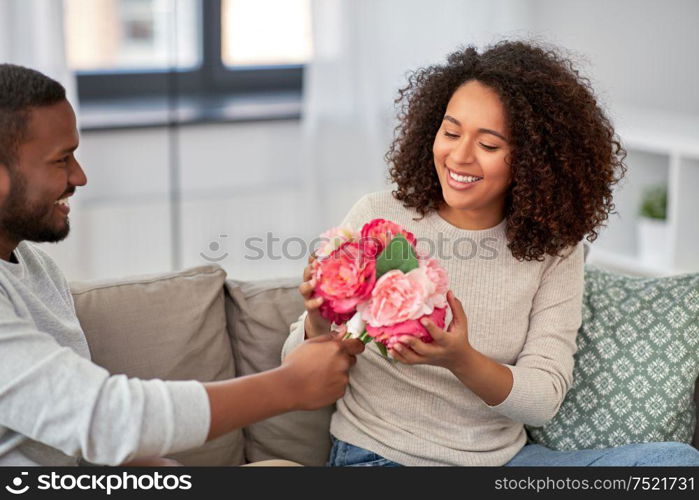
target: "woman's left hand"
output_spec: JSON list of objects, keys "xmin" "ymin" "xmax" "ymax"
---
[{"xmin": 389, "ymin": 290, "xmax": 472, "ymax": 370}]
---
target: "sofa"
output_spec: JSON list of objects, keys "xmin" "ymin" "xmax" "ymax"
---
[{"xmin": 70, "ymin": 264, "xmax": 699, "ymax": 466}]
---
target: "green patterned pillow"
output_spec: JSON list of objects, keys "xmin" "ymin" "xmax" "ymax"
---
[{"xmin": 526, "ymin": 266, "xmax": 699, "ymax": 450}]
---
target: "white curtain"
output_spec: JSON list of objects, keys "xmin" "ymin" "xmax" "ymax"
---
[
  {"xmin": 0, "ymin": 0, "xmax": 77, "ymax": 105},
  {"xmin": 302, "ymin": 0, "xmax": 532, "ymax": 229}
]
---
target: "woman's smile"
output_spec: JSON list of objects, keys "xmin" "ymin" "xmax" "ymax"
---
[{"xmin": 445, "ymin": 167, "xmax": 483, "ymax": 190}]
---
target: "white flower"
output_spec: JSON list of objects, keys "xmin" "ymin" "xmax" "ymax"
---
[{"xmin": 345, "ymin": 311, "xmax": 367, "ymax": 338}]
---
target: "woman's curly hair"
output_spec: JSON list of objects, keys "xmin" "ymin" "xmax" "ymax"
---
[{"xmin": 387, "ymin": 40, "xmax": 627, "ymax": 261}]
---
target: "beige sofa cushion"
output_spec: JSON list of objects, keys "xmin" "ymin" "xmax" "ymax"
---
[
  {"xmin": 71, "ymin": 265, "xmax": 244, "ymax": 466},
  {"xmin": 225, "ymin": 278, "xmax": 334, "ymax": 466}
]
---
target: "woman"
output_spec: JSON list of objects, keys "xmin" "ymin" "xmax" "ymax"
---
[{"xmin": 282, "ymin": 41, "xmax": 699, "ymax": 466}]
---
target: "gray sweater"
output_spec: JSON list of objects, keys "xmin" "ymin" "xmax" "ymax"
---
[
  {"xmin": 0, "ymin": 242, "xmax": 210, "ymax": 466},
  {"xmin": 282, "ymin": 191, "xmax": 584, "ymax": 466}
]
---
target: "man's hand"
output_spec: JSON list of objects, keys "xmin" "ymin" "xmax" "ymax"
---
[
  {"xmin": 281, "ymin": 334, "xmax": 364, "ymax": 410},
  {"xmin": 299, "ymin": 253, "xmax": 332, "ymax": 339},
  {"xmin": 203, "ymin": 280, "xmax": 364, "ymax": 441}
]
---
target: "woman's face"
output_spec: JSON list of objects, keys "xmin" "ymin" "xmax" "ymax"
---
[{"xmin": 432, "ymin": 80, "xmax": 512, "ymax": 224}]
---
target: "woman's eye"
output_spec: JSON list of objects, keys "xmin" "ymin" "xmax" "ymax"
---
[
  {"xmin": 56, "ymin": 157, "xmax": 69, "ymax": 164},
  {"xmin": 480, "ymin": 143, "xmax": 499, "ymax": 151},
  {"xmin": 444, "ymin": 131, "xmax": 459, "ymax": 139}
]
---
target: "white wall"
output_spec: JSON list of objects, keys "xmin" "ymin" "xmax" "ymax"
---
[
  {"xmin": 42, "ymin": 120, "xmax": 308, "ymax": 281},
  {"xmin": 529, "ymin": 0, "xmax": 699, "ymax": 115}
]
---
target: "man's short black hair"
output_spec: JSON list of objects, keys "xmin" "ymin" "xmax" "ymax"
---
[{"xmin": 0, "ymin": 64, "xmax": 66, "ymax": 167}]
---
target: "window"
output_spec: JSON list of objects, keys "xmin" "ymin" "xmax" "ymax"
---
[
  {"xmin": 64, "ymin": 0, "xmax": 311, "ymax": 122},
  {"xmin": 221, "ymin": 0, "xmax": 311, "ymax": 67},
  {"xmin": 65, "ymin": 0, "xmax": 200, "ymax": 71}
]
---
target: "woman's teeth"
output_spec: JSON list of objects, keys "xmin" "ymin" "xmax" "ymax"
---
[{"xmin": 448, "ymin": 170, "xmax": 482, "ymax": 183}]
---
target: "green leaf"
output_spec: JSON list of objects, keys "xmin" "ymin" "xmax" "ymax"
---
[
  {"xmin": 376, "ymin": 342, "xmax": 388, "ymax": 358},
  {"xmin": 375, "ymin": 234, "xmax": 419, "ymax": 279}
]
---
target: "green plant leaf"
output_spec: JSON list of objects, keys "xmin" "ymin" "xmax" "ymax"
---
[
  {"xmin": 375, "ymin": 234, "xmax": 419, "ymax": 278},
  {"xmin": 376, "ymin": 342, "xmax": 388, "ymax": 358},
  {"xmin": 639, "ymin": 185, "xmax": 668, "ymax": 220}
]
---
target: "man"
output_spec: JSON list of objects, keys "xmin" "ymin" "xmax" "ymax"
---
[{"xmin": 0, "ymin": 64, "xmax": 361, "ymax": 466}]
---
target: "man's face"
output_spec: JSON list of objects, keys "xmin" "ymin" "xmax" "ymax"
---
[{"xmin": 0, "ymin": 100, "xmax": 86, "ymax": 244}]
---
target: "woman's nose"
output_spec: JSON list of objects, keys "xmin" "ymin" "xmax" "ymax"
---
[{"xmin": 449, "ymin": 137, "xmax": 476, "ymax": 164}]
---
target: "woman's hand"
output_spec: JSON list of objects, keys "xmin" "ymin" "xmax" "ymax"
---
[
  {"xmin": 389, "ymin": 291, "xmax": 473, "ymax": 371},
  {"xmin": 391, "ymin": 290, "xmax": 514, "ymax": 406},
  {"xmin": 299, "ymin": 253, "xmax": 332, "ymax": 339}
]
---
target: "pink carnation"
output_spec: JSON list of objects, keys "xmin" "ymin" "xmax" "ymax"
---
[
  {"xmin": 367, "ymin": 307, "xmax": 447, "ymax": 349},
  {"xmin": 416, "ymin": 258, "xmax": 449, "ymax": 309},
  {"xmin": 357, "ymin": 269, "xmax": 431, "ymax": 327},
  {"xmin": 360, "ymin": 218, "xmax": 416, "ymax": 254},
  {"xmin": 313, "ymin": 240, "xmax": 377, "ymax": 323}
]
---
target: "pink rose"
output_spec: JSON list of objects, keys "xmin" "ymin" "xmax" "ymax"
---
[
  {"xmin": 357, "ymin": 269, "xmax": 430, "ymax": 327},
  {"xmin": 313, "ymin": 240, "xmax": 377, "ymax": 323},
  {"xmin": 367, "ymin": 307, "xmax": 447, "ymax": 348},
  {"xmin": 416, "ymin": 258, "xmax": 449, "ymax": 309},
  {"xmin": 360, "ymin": 219, "xmax": 416, "ymax": 254}
]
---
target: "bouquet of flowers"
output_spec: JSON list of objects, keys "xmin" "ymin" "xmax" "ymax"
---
[{"xmin": 312, "ymin": 219, "xmax": 449, "ymax": 357}]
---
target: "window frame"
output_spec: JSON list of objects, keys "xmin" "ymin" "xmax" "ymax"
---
[{"xmin": 74, "ymin": 0, "xmax": 304, "ymax": 102}]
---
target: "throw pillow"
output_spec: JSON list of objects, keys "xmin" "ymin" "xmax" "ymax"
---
[
  {"xmin": 527, "ymin": 266, "xmax": 699, "ymax": 450},
  {"xmin": 225, "ymin": 277, "xmax": 335, "ymax": 466},
  {"xmin": 72, "ymin": 265, "xmax": 244, "ymax": 466}
]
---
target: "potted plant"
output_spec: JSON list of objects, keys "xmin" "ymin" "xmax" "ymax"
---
[{"xmin": 637, "ymin": 184, "xmax": 669, "ymax": 266}]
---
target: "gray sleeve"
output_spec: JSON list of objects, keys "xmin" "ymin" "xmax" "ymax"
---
[
  {"xmin": 0, "ymin": 295, "xmax": 210, "ymax": 465},
  {"xmin": 486, "ymin": 242, "xmax": 585, "ymax": 426},
  {"xmin": 26, "ymin": 244, "xmax": 75, "ymax": 306}
]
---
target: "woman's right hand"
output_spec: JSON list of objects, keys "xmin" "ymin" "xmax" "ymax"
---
[{"xmin": 299, "ymin": 253, "xmax": 332, "ymax": 339}]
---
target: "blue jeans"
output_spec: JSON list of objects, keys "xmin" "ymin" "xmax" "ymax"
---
[
  {"xmin": 328, "ymin": 437, "xmax": 699, "ymax": 466},
  {"xmin": 506, "ymin": 442, "xmax": 699, "ymax": 466},
  {"xmin": 328, "ymin": 437, "xmax": 401, "ymax": 467}
]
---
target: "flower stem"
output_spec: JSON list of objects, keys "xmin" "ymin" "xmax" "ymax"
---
[{"xmin": 357, "ymin": 331, "xmax": 372, "ymax": 344}]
